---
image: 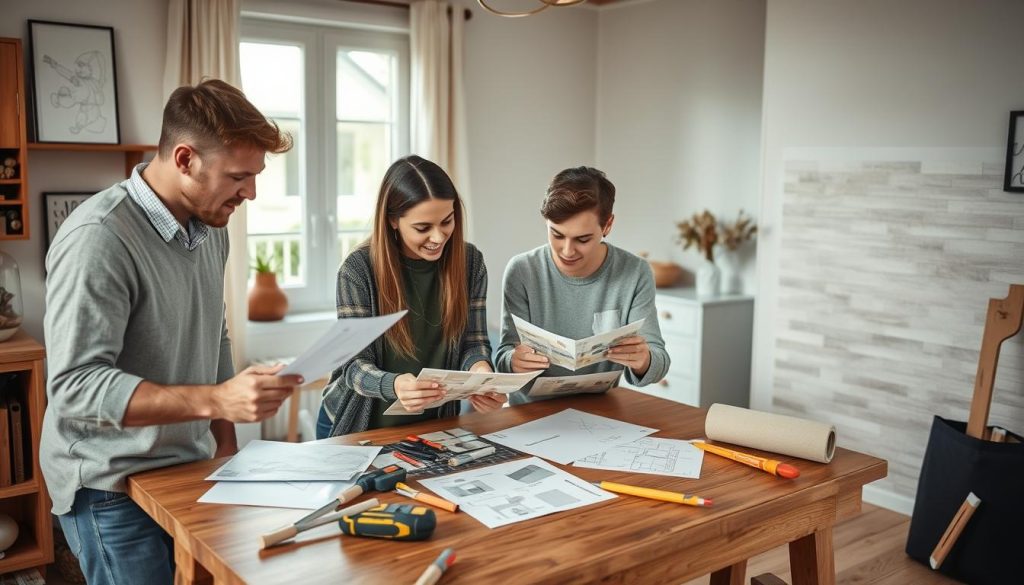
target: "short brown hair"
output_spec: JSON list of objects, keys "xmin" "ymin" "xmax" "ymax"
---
[
  {"xmin": 540, "ymin": 166, "xmax": 615, "ymax": 225},
  {"xmin": 157, "ymin": 78, "xmax": 292, "ymax": 157}
]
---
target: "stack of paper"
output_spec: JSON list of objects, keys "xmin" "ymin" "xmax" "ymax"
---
[{"xmin": 199, "ymin": 440, "xmax": 380, "ymax": 509}]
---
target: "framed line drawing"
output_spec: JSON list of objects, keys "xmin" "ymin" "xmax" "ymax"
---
[
  {"xmin": 43, "ymin": 192, "xmax": 94, "ymax": 248},
  {"xmin": 1005, "ymin": 110, "xmax": 1024, "ymax": 193},
  {"xmin": 28, "ymin": 20, "xmax": 121, "ymax": 144}
]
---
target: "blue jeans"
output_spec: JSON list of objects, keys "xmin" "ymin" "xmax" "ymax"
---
[
  {"xmin": 316, "ymin": 405, "xmax": 332, "ymax": 440},
  {"xmin": 58, "ymin": 488, "xmax": 174, "ymax": 585}
]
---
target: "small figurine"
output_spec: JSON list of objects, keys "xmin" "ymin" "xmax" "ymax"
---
[{"xmin": 0, "ymin": 157, "xmax": 16, "ymax": 179}]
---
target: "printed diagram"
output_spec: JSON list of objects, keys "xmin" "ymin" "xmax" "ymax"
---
[
  {"xmin": 444, "ymin": 479, "xmax": 494, "ymax": 498},
  {"xmin": 507, "ymin": 464, "xmax": 554, "ymax": 484},
  {"xmin": 528, "ymin": 370, "xmax": 622, "ymax": 399},
  {"xmin": 511, "ymin": 315, "xmax": 645, "ymax": 371},
  {"xmin": 579, "ymin": 438, "xmax": 679, "ymax": 473},
  {"xmin": 574, "ymin": 437, "xmax": 705, "ymax": 479}
]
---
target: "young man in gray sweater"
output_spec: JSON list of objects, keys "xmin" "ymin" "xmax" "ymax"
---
[
  {"xmin": 495, "ymin": 166, "xmax": 670, "ymax": 404},
  {"xmin": 41, "ymin": 80, "xmax": 303, "ymax": 585}
]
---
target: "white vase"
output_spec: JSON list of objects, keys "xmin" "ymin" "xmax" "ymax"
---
[{"xmin": 696, "ymin": 260, "xmax": 720, "ymax": 297}]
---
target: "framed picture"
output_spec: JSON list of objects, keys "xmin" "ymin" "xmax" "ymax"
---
[
  {"xmin": 28, "ymin": 20, "xmax": 121, "ymax": 144},
  {"xmin": 1005, "ymin": 110, "xmax": 1024, "ymax": 193},
  {"xmin": 43, "ymin": 192, "xmax": 94, "ymax": 247}
]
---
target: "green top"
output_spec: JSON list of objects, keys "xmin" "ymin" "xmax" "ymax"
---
[{"xmin": 368, "ymin": 255, "xmax": 448, "ymax": 428}]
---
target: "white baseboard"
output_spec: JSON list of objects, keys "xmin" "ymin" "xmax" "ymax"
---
[{"xmin": 862, "ymin": 484, "xmax": 915, "ymax": 517}]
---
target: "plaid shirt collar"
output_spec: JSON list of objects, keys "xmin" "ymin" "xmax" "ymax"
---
[{"xmin": 126, "ymin": 163, "xmax": 209, "ymax": 251}]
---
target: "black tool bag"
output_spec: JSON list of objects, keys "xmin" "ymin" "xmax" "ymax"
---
[{"xmin": 905, "ymin": 416, "xmax": 1024, "ymax": 584}]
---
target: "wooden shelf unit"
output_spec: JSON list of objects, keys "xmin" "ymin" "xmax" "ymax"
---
[
  {"xmin": 0, "ymin": 331, "xmax": 50, "ymax": 576},
  {"xmin": 0, "ymin": 38, "xmax": 30, "ymax": 241},
  {"xmin": 28, "ymin": 142, "xmax": 158, "ymax": 178}
]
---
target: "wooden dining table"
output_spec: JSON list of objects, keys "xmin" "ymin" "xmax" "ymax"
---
[{"xmin": 127, "ymin": 388, "xmax": 887, "ymax": 585}]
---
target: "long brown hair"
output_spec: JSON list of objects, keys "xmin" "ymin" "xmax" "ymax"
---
[{"xmin": 370, "ymin": 155, "xmax": 468, "ymax": 357}]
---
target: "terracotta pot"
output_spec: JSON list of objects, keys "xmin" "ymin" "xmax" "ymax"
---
[
  {"xmin": 647, "ymin": 260, "xmax": 684, "ymax": 288},
  {"xmin": 248, "ymin": 272, "xmax": 288, "ymax": 321}
]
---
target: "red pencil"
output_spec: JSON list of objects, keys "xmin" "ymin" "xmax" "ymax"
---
[{"xmin": 392, "ymin": 450, "xmax": 425, "ymax": 468}]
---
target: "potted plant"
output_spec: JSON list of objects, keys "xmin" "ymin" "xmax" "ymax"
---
[
  {"xmin": 676, "ymin": 210, "xmax": 757, "ymax": 297},
  {"xmin": 247, "ymin": 248, "xmax": 288, "ymax": 321}
]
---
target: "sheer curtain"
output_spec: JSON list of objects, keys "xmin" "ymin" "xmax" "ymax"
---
[
  {"xmin": 410, "ymin": 0, "xmax": 472, "ymax": 236},
  {"xmin": 163, "ymin": 0, "xmax": 248, "ymax": 370}
]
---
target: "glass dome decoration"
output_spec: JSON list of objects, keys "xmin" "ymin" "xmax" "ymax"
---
[{"xmin": 0, "ymin": 250, "xmax": 23, "ymax": 342}]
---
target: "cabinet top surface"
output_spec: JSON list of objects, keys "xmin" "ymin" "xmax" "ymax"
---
[
  {"xmin": 655, "ymin": 287, "xmax": 754, "ymax": 306},
  {"xmin": 0, "ymin": 330, "xmax": 45, "ymax": 362}
]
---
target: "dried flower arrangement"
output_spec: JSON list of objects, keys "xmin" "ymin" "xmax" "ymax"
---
[{"xmin": 676, "ymin": 210, "xmax": 757, "ymax": 264}]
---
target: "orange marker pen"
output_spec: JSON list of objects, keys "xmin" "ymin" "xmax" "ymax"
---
[{"xmin": 692, "ymin": 441, "xmax": 800, "ymax": 478}]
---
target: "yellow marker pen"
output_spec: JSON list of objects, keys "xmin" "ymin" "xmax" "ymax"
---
[{"xmin": 594, "ymin": 481, "xmax": 712, "ymax": 507}]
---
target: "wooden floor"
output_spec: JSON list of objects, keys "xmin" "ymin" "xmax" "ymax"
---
[{"xmin": 683, "ymin": 504, "xmax": 963, "ymax": 585}]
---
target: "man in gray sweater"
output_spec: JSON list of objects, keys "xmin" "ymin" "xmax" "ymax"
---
[
  {"xmin": 41, "ymin": 80, "xmax": 302, "ymax": 585},
  {"xmin": 495, "ymin": 166, "xmax": 670, "ymax": 404}
]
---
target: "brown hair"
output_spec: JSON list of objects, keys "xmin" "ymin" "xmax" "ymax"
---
[
  {"xmin": 157, "ymin": 78, "xmax": 292, "ymax": 157},
  {"xmin": 370, "ymin": 155, "xmax": 467, "ymax": 357},
  {"xmin": 540, "ymin": 166, "xmax": 616, "ymax": 226}
]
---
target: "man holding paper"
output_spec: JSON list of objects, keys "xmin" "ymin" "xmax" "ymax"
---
[
  {"xmin": 41, "ymin": 80, "xmax": 304, "ymax": 585},
  {"xmin": 495, "ymin": 166, "xmax": 670, "ymax": 404}
]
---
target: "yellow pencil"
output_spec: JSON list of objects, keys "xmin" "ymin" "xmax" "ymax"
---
[{"xmin": 594, "ymin": 481, "xmax": 712, "ymax": 507}]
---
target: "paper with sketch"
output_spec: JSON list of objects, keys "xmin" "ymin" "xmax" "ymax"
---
[
  {"xmin": 418, "ymin": 457, "xmax": 615, "ymax": 528},
  {"xmin": 383, "ymin": 369, "xmax": 543, "ymax": 415},
  {"xmin": 279, "ymin": 311, "xmax": 407, "ymax": 382},
  {"xmin": 574, "ymin": 437, "xmax": 704, "ymax": 479},
  {"xmin": 528, "ymin": 370, "xmax": 622, "ymax": 399},
  {"xmin": 483, "ymin": 408, "xmax": 657, "ymax": 464},
  {"xmin": 198, "ymin": 479, "xmax": 355, "ymax": 509},
  {"xmin": 205, "ymin": 440, "xmax": 381, "ymax": 482},
  {"xmin": 511, "ymin": 315, "xmax": 645, "ymax": 371}
]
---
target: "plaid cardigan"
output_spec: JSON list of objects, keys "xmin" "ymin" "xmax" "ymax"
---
[{"xmin": 320, "ymin": 242, "xmax": 492, "ymax": 437}]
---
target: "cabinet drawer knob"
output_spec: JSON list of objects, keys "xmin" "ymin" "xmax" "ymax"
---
[
  {"xmin": 658, "ymin": 378, "xmax": 669, "ymax": 387},
  {"xmin": 659, "ymin": 311, "xmax": 672, "ymax": 320}
]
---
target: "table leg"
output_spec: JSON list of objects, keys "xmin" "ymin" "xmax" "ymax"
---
[
  {"xmin": 710, "ymin": 560, "xmax": 747, "ymax": 585},
  {"xmin": 789, "ymin": 529, "xmax": 835, "ymax": 585},
  {"xmin": 174, "ymin": 540, "xmax": 213, "ymax": 585}
]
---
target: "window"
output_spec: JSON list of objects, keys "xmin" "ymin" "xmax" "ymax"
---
[{"xmin": 241, "ymin": 20, "xmax": 409, "ymax": 312}]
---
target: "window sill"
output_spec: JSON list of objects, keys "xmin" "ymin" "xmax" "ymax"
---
[{"xmin": 245, "ymin": 310, "xmax": 336, "ymax": 362}]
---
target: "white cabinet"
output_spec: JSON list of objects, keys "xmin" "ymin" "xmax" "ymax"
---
[{"xmin": 627, "ymin": 289, "xmax": 754, "ymax": 408}]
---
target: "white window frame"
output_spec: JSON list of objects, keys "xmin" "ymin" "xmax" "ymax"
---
[{"xmin": 242, "ymin": 19, "xmax": 410, "ymax": 313}]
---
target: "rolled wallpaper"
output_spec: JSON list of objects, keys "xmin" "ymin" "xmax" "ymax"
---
[{"xmin": 704, "ymin": 403, "xmax": 836, "ymax": 463}]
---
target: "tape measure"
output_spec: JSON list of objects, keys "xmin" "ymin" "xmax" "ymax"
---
[{"xmin": 339, "ymin": 503, "xmax": 437, "ymax": 541}]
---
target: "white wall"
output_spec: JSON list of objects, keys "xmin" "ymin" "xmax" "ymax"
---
[
  {"xmin": 456, "ymin": 0, "xmax": 598, "ymax": 328},
  {"xmin": 596, "ymin": 0, "xmax": 765, "ymax": 288},
  {"xmin": 0, "ymin": 0, "xmax": 167, "ymax": 343},
  {"xmin": 754, "ymin": 0, "xmax": 1024, "ymax": 511}
]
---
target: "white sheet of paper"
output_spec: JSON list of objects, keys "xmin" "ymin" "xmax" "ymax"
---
[
  {"xmin": 418, "ymin": 457, "xmax": 615, "ymax": 528},
  {"xmin": 573, "ymin": 437, "xmax": 704, "ymax": 478},
  {"xmin": 205, "ymin": 440, "xmax": 381, "ymax": 482},
  {"xmin": 483, "ymin": 408, "xmax": 657, "ymax": 464},
  {"xmin": 279, "ymin": 311, "xmax": 407, "ymax": 382},
  {"xmin": 383, "ymin": 369, "xmax": 542, "ymax": 415},
  {"xmin": 198, "ymin": 479, "xmax": 354, "ymax": 509},
  {"xmin": 528, "ymin": 370, "xmax": 622, "ymax": 399},
  {"xmin": 511, "ymin": 315, "xmax": 645, "ymax": 371}
]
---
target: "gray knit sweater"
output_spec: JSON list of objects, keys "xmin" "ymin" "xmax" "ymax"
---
[
  {"xmin": 495, "ymin": 243, "xmax": 670, "ymax": 405},
  {"xmin": 320, "ymin": 243, "xmax": 491, "ymax": 436},
  {"xmin": 41, "ymin": 181, "xmax": 232, "ymax": 515}
]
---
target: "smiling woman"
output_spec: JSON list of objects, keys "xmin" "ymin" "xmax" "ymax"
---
[{"xmin": 316, "ymin": 155, "xmax": 503, "ymax": 439}]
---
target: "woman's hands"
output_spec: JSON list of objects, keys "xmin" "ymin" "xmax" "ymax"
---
[
  {"xmin": 394, "ymin": 373, "xmax": 445, "ymax": 411},
  {"xmin": 468, "ymin": 361, "xmax": 507, "ymax": 412}
]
